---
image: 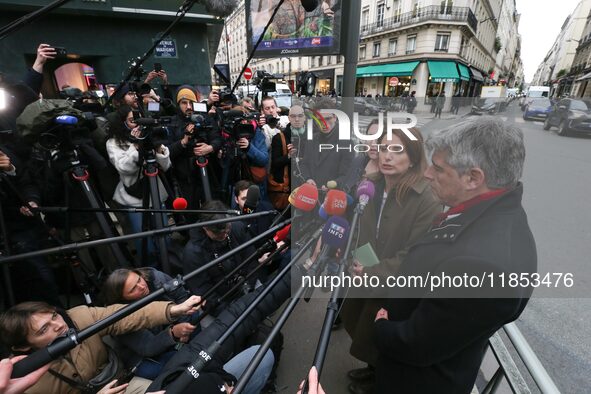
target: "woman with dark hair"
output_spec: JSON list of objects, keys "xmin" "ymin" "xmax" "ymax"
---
[
  {"xmin": 341, "ymin": 127, "xmax": 442, "ymax": 394},
  {"xmin": 101, "ymin": 267, "xmax": 198, "ymax": 380},
  {"xmin": 106, "ymin": 105, "xmax": 171, "ymax": 266}
]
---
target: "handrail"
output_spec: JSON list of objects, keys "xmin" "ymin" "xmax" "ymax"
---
[
  {"xmin": 503, "ymin": 323, "xmax": 561, "ymax": 394},
  {"xmin": 484, "ymin": 322, "xmax": 561, "ymax": 394}
]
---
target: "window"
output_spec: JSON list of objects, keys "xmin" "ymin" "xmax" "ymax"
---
[
  {"xmin": 440, "ymin": 0, "xmax": 453, "ymax": 14},
  {"xmin": 319, "ymin": 56, "xmax": 323, "ymax": 66},
  {"xmin": 373, "ymin": 42, "xmax": 381, "ymax": 57},
  {"xmin": 359, "ymin": 45, "xmax": 366, "ymax": 60},
  {"xmin": 460, "ymin": 35, "xmax": 467, "ymax": 56},
  {"xmin": 406, "ymin": 35, "xmax": 417, "ymax": 54},
  {"xmin": 388, "ymin": 39, "xmax": 397, "ymax": 56},
  {"xmin": 362, "ymin": 8, "xmax": 369, "ymax": 31},
  {"xmin": 393, "ymin": 0, "xmax": 402, "ymax": 23},
  {"xmin": 412, "ymin": 1, "xmax": 422, "ymax": 18},
  {"xmin": 377, "ymin": 3, "xmax": 385, "ymax": 28},
  {"xmin": 435, "ymin": 33, "xmax": 450, "ymax": 52}
]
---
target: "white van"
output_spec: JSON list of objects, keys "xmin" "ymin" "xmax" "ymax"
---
[{"xmin": 520, "ymin": 86, "xmax": 550, "ymax": 110}]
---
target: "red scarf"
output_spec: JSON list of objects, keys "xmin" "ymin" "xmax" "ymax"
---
[{"xmin": 434, "ymin": 188, "xmax": 508, "ymax": 226}]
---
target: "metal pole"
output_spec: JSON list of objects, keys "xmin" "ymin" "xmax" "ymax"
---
[
  {"xmin": 503, "ymin": 323, "xmax": 561, "ymax": 394},
  {"xmin": 340, "ymin": 0, "xmax": 362, "ymax": 117}
]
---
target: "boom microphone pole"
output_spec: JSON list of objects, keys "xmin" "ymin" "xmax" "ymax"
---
[
  {"xmin": 0, "ymin": 0, "xmax": 72, "ymax": 40},
  {"xmin": 0, "ymin": 210, "xmax": 278, "ymax": 266},
  {"xmin": 300, "ymin": 180, "xmax": 376, "ymax": 393},
  {"xmin": 9, "ymin": 218, "xmax": 290, "ymax": 379},
  {"xmin": 161, "ymin": 226, "xmax": 320, "ymax": 393},
  {"xmin": 31, "ymin": 206, "xmax": 240, "ymax": 215}
]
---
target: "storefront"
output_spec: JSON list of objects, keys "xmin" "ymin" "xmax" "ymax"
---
[
  {"xmin": 469, "ymin": 67, "xmax": 485, "ymax": 97},
  {"xmin": 312, "ymin": 68, "xmax": 336, "ymax": 95},
  {"xmin": 356, "ymin": 61, "xmax": 420, "ymax": 97}
]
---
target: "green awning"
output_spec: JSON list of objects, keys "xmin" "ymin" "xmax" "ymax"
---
[
  {"xmin": 428, "ymin": 61, "xmax": 460, "ymax": 82},
  {"xmin": 357, "ymin": 61, "xmax": 419, "ymax": 77},
  {"xmin": 457, "ymin": 63, "xmax": 470, "ymax": 81}
]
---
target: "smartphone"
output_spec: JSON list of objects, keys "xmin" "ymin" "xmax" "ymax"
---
[
  {"xmin": 154, "ymin": 63, "xmax": 162, "ymax": 73},
  {"xmin": 53, "ymin": 46, "xmax": 67, "ymax": 57}
]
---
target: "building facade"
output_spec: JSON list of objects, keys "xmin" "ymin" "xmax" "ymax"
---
[
  {"xmin": 532, "ymin": 0, "xmax": 591, "ymax": 96},
  {"xmin": 0, "ymin": 0, "xmax": 223, "ymax": 97}
]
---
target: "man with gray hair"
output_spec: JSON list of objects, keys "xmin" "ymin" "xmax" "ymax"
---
[{"xmin": 371, "ymin": 117, "xmax": 537, "ymax": 394}]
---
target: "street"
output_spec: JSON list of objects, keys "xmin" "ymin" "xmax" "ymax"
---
[{"xmin": 275, "ymin": 102, "xmax": 591, "ymax": 393}]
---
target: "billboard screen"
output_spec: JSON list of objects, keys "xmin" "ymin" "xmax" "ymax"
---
[{"xmin": 246, "ymin": 0, "xmax": 342, "ymax": 58}]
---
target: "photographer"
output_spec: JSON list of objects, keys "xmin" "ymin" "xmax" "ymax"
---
[
  {"xmin": 106, "ymin": 105, "xmax": 171, "ymax": 266},
  {"xmin": 0, "ymin": 146, "xmax": 62, "ymax": 307},
  {"xmin": 0, "ymin": 297, "xmax": 202, "ymax": 394},
  {"xmin": 167, "ymin": 87, "xmax": 222, "ymax": 208},
  {"xmin": 258, "ymin": 96, "xmax": 289, "ymax": 149},
  {"xmin": 182, "ymin": 200, "xmax": 258, "ymax": 318}
]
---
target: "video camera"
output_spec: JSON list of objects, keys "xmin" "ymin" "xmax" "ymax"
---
[
  {"xmin": 222, "ymin": 110, "xmax": 258, "ymax": 142},
  {"xmin": 184, "ymin": 113, "xmax": 212, "ymax": 149},
  {"xmin": 130, "ymin": 113, "xmax": 173, "ymax": 151},
  {"xmin": 37, "ymin": 113, "xmax": 96, "ymax": 151}
]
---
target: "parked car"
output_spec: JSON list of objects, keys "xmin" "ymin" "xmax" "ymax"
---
[
  {"xmin": 543, "ymin": 98, "xmax": 591, "ymax": 136},
  {"xmin": 354, "ymin": 97, "xmax": 386, "ymax": 115},
  {"xmin": 471, "ymin": 98, "xmax": 505, "ymax": 114},
  {"xmin": 523, "ymin": 98, "xmax": 552, "ymax": 121}
]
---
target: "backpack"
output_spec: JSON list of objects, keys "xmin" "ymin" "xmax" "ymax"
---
[{"xmin": 16, "ymin": 99, "xmax": 84, "ymax": 142}]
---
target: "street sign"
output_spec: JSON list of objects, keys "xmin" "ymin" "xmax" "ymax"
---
[
  {"xmin": 244, "ymin": 67, "xmax": 253, "ymax": 80},
  {"xmin": 389, "ymin": 77, "xmax": 399, "ymax": 86},
  {"xmin": 154, "ymin": 39, "xmax": 177, "ymax": 58}
]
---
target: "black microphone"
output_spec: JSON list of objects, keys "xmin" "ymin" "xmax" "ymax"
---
[
  {"xmin": 134, "ymin": 117, "xmax": 158, "ymax": 126},
  {"xmin": 300, "ymin": 0, "xmax": 320, "ymax": 12},
  {"xmin": 242, "ymin": 184, "xmax": 260, "ymax": 215},
  {"xmin": 200, "ymin": 0, "xmax": 239, "ymax": 17}
]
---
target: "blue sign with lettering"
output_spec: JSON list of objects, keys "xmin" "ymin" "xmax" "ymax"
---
[{"xmin": 155, "ymin": 39, "xmax": 177, "ymax": 58}]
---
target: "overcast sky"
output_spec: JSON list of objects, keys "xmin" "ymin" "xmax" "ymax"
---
[{"xmin": 517, "ymin": 0, "xmax": 582, "ymax": 82}]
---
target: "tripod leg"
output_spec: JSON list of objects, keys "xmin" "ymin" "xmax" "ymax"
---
[
  {"xmin": 75, "ymin": 176, "xmax": 130, "ymax": 267},
  {"xmin": 0, "ymin": 198, "xmax": 16, "ymax": 306},
  {"xmin": 147, "ymin": 173, "xmax": 170, "ymax": 273}
]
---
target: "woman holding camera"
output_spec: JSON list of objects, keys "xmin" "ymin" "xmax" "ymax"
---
[{"xmin": 106, "ymin": 105, "xmax": 171, "ymax": 266}]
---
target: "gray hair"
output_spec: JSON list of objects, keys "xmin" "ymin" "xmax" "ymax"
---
[{"xmin": 425, "ymin": 117, "xmax": 525, "ymax": 189}]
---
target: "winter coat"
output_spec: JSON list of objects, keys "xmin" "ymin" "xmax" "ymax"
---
[
  {"xmin": 373, "ymin": 184, "xmax": 537, "ymax": 393},
  {"xmin": 25, "ymin": 302, "xmax": 176, "ymax": 394},
  {"xmin": 341, "ymin": 177, "xmax": 441, "ymax": 366},
  {"xmin": 106, "ymin": 138, "xmax": 171, "ymax": 207}
]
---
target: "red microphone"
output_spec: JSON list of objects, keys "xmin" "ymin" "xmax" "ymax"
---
[
  {"xmin": 273, "ymin": 224, "xmax": 291, "ymax": 243},
  {"xmin": 172, "ymin": 197, "xmax": 188, "ymax": 210},
  {"xmin": 323, "ymin": 189, "xmax": 347, "ymax": 216},
  {"xmin": 289, "ymin": 183, "xmax": 318, "ymax": 212}
]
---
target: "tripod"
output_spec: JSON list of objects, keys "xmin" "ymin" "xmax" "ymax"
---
[{"xmin": 136, "ymin": 141, "xmax": 173, "ymax": 273}]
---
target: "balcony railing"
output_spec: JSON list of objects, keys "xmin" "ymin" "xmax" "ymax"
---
[{"xmin": 360, "ymin": 5, "xmax": 478, "ymax": 38}]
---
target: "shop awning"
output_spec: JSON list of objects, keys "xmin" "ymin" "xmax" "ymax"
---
[
  {"xmin": 457, "ymin": 63, "xmax": 471, "ymax": 81},
  {"xmin": 470, "ymin": 67, "xmax": 484, "ymax": 82},
  {"xmin": 575, "ymin": 71, "xmax": 591, "ymax": 81},
  {"xmin": 427, "ymin": 61, "xmax": 460, "ymax": 82},
  {"xmin": 356, "ymin": 61, "xmax": 419, "ymax": 77}
]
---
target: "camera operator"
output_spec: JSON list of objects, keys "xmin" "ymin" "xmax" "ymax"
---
[
  {"xmin": 167, "ymin": 86, "xmax": 222, "ymax": 208},
  {"xmin": 106, "ymin": 105, "xmax": 171, "ymax": 266},
  {"xmin": 0, "ymin": 146, "xmax": 62, "ymax": 307},
  {"xmin": 257, "ymin": 96, "xmax": 289, "ymax": 149},
  {"xmin": 182, "ymin": 200, "xmax": 258, "ymax": 318}
]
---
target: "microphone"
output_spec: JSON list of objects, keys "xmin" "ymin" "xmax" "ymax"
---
[
  {"xmin": 302, "ymin": 216, "xmax": 349, "ymax": 276},
  {"xmin": 300, "ymin": 0, "xmax": 320, "ymax": 12},
  {"xmin": 356, "ymin": 180, "xmax": 376, "ymax": 211},
  {"xmin": 172, "ymin": 197, "xmax": 188, "ymax": 210},
  {"xmin": 288, "ymin": 183, "xmax": 318, "ymax": 212},
  {"xmin": 326, "ymin": 180, "xmax": 337, "ymax": 190},
  {"xmin": 323, "ymin": 189, "xmax": 347, "ymax": 216},
  {"xmin": 134, "ymin": 117, "xmax": 158, "ymax": 126},
  {"xmin": 55, "ymin": 115, "xmax": 78, "ymax": 125},
  {"xmin": 242, "ymin": 185, "xmax": 260, "ymax": 215},
  {"xmin": 200, "ymin": 0, "xmax": 239, "ymax": 17},
  {"xmin": 274, "ymin": 224, "xmax": 291, "ymax": 244}
]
